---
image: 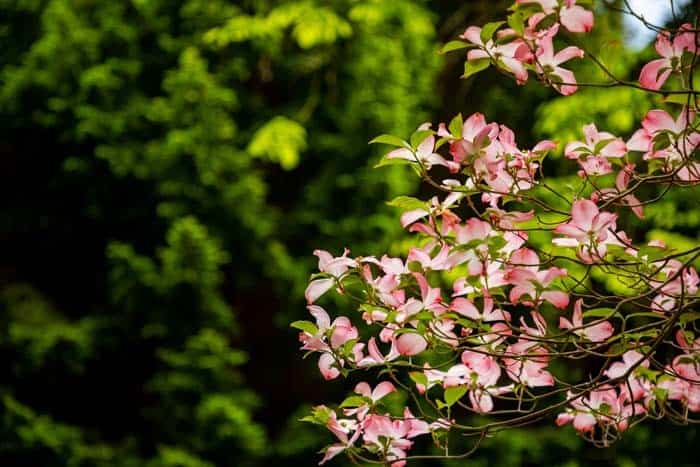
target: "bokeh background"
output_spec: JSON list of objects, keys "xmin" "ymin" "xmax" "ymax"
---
[{"xmin": 1, "ymin": 0, "xmax": 699, "ymax": 466}]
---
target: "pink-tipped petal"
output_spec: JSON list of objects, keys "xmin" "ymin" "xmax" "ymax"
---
[
  {"xmin": 396, "ymin": 333, "xmax": 428, "ymax": 356},
  {"xmin": 560, "ymin": 5, "xmax": 594, "ymax": 33},
  {"xmin": 305, "ymin": 278, "xmax": 335, "ymax": 304},
  {"xmin": 571, "ymin": 199, "xmax": 598, "ymax": 231},
  {"xmin": 319, "ymin": 353, "xmax": 340, "ymax": 380},
  {"xmin": 639, "ymin": 58, "xmax": 672, "ymax": 90},
  {"xmin": 372, "ymin": 381, "xmax": 397, "ymax": 401},
  {"xmin": 542, "ymin": 290, "xmax": 570, "ymax": 309}
]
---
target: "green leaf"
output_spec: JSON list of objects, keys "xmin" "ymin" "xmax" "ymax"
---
[
  {"xmin": 435, "ymin": 137, "xmax": 450, "ymax": 150},
  {"xmin": 444, "ymin": 386, "xmax": 468, "ymax": 407},
  {"xmin": 439, "ymin": 40, "xmax": 469, "ymax": 54},
  {"xmin": 412, "ymin": 310, "xmax": 435, "ymax": 321},
  {"xmin": 374, "ymin": 156, "xmax": 414, "ymax": 168},
  {"xmin": 626, "ymin": 312, "xmax": 666, "ymax": 320},
  {"xmin": 409, "ymin": 371, "xmax": 428, "ymax": 387},
  {"xmin": 651, "ymin": 132, "xmax": 671, "ymax": 152},
  {"xmin": 340, "ymin": 395, "xmax": 368, "ymax": 408},
  {"xmin": 592, "ymin": 138, "xmax": 615, "ymax": 154},
  {"xmin": 448, "ymin": 113, "xmax": 463, "ymax": 138},
  {"xmin": 582, "ymin": 308, "xmax": 619, "ymax": 320},
  {"xmin": 369, "ymin": 134, "xmax": 409, "ymax": 148},
  {"xmin": 480, "ymin": 21, "xmax": 505, "ymax": 43},
  {"xmin": 290, "ymin": 320, "xmax": 318, "ymax": 335},
  {"xmin": 663, "ymin": 93, "xmax": 693, "ymax": 105},
  {"xmin": 247, "ymin": 116, "xmax": 307, "ymax": 170},
  {"xmin": 302, "ymin": 405, "xmax": 332, "ymax": 425},
  {"xmin": 487, "ymin": 235, "xmax": 507, "ymax": 253},
  {"xmin": 392, "ymin": 327, "xmax": 422, "ymax": 336},
  {"xmin": 681, "ymin": 311, "xmax": 700, "ymax": 325},
  {"xmin": 410, "ymin": 129, "xmax": 435, "ymax": 149},
  {"xmin": 638, "ymin": 245, "xmax": 669, "ymax": 262},
  {"xmin": 461, "ymin": 58, "xmax": 490, "ymax": 80},
  {"xmin": 386, "ymin": 196, "xmax": 427, "ymax": 211},
  {"xmin": 507, "ymin": 11, "xmax": 525, "ymax": 36}
]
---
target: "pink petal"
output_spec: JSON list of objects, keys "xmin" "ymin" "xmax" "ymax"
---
[
  {"xmin": 319, "ymin": 444, "xmax": 346, "ymax": 465},
  {"xmin": 396, "ymin": 333, "xmax": 428, "ymax": 356},
  {"xmin": 469, "ymin": 390, "xmax": 494, "ymax": 413},
  {"xmin": 400, "ymin": 208, "xmax": 429, "ymax": 228},
  {"xmin": 573, "ymin": 298, "xmax": 583, "ymax": 326},
  {"xmin": 305, "ymin": 278, "xmax": 335, "ymax": 304},
  {"xmin": 570, "ymin": 199, "xmax": 598, "ymax": 231},
  {"xmin": 462, "ymin": 112, "xmax": 487, "ymax": 141},
  {"xmin": 460, "ymin": 26, "xmax": 483, "ymax": 45},
  {"xmin": 509, "ymin": 247, "xmax": 540, "ymax": 267},
  {"xmin": 639, "ymin": 58, "xmax": 672, "ymax": 90},
  {"xmin": 541, "ymin": 290, "xmax": 570, "ymax": 309},
  {"xmin": 584, "ymin": 321, "xmax": 614, "ymax": 342},
  {"xmin": 372, "ymin": 381, "xmax": 397, "ymax": 401},
  {"xmin": 552, "ymin": 237, "xmax": 580, "ymax": 247},
  {"xmin": 386, "ymin": 147, "xmax": 414, "ymax": 161},
  {"xmin": 319, "ymin": 353, "xmax": 340, "ymax": 380},
  {"xmin": 501, "ymin": 57, "xmax": 529, "ymax": 84},
  {"xmin": 559, "ymin": 316, "xmax": 574, "ymax": 330},
  {"xmin": 416, "ymin": 135, "xmax": 436, "ymax": 158},
  {"xmin": 467, "ymin": 49, "xmax": 489, "ymax": 60},
  {"xmin": 573, "ymin": 413, "xmax": 597, "ymax": 432},
  {"xmin": 308, "ymin": 305, "xmax": 331, "ymax": 330},
  {"xmin": 552, "ymin": 66, "xmax": 578, "ymax": 95},
  {"xmin": 354, "ymin": 382, "xmax": 371, "ymax": 397},
  {"xmin": 623, "ymin": 194, "xmax": 645, "ymax": 219},
  {"xmin": 451, "ymin": 297, "xmax": 480, "ymax": 319},
  {"xmin": 654, "ymin": 32, "xmax": 674, "ymax": 57},
  {"xmin": 556, "ymin": 412, "xmax": 574, "ymax": 426},
  {"xmin": 560, "ymin": 5, "xmax": 594, "ymax": 33},
  {"xmin": 600, "ymin": 139, "xmax": 627, "ymax": 158},
  {"xmin": 553, "ymin": 46, "xmax": 585, "ymax": 64},
  {"xmin": 627, "ymin": 129, "xmax": 651, "ymax": 152},
  {"xmin": 642, "ymin": 109, "xmax": 676, "ymax": 134}
]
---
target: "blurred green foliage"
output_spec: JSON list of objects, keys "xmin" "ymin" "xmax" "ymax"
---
[{"xmin": 0, "ymin": 0, "xmax": 698, "ymax": 466}]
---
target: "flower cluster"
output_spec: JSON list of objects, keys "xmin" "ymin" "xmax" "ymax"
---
[
  {"xmin": 639, "ymin": 23, "xmax": 699, "ymax": 91},
  {"xmin": 309, "ymin": 382, "xmax": 449, "ymax": 466},
  {"xmin": 452, "ymin": 0, "xmax": 593, "ymax": 94},
  {"xmin": 296, "ymin": 2, "xmax": 700, "ymax": 465}
]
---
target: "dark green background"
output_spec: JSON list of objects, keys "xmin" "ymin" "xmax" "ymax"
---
[{"xmin": 0, "ymin": 0, "xmax": 698, "ymax": 465}]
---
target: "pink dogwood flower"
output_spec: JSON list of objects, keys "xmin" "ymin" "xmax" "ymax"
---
[
  {"xmin": 460, "ymin": 350, "xmax": 513, "ymax": 412},
  {"xmin": 344, "ymin": 381, "xmax": 396, "ymax": 420},
  {"xmin": 461, "ymin": 26, "xmax": 530, "ymax": 84},
  {"xmin": 361, "ymin": 414, "xmax": 422, "ymax": 467},
  {"xmin": 504, "ymin": 248, "xmax": 569, "ymax": 308},
  {"xmin": 559, "ymin": 299, "xmax": 614, "ymax": 342},
  {"xmin": 504, "ymin": 339, "xmax": 555, "ymax": 388},
  {"xmin": 534, "ymin": 30, "xmax": 584, "ymax": 95},
  {"xmin": 357, "ymin": 337, "xmax": 400, "ymax": 368},
  {"xmin": 604, "ymin": 350, "xmax": 651, "ymax": 403},
  {"xmin": 300, "ymin": 305, "xmax": 359, "ymax": 352},
  {"xmin": 553, "ymin": 199, "xmax": 618, "ymax": 263},
  {"xmin": 451, "ymin": 297, "xmax": 511, "ymax": 322},
  {"xmin": 639, "ymin": 24, "xmax": 699, "ymax": 90},
  {"xmin": 306, "ymin": 249, "xmax": 358, "ymax": 304},
  {"xmin": 627, "ymin": 107, "xmax": 700, "ymax": 181},
  {"xmin": 659, "ymin": 331, "xmax": 700, "ymax": 412},
  {"xmin": 386, "ymin": 129, "xmax": 459, "ymax": 172},
  {"xmin": 319, "ymin": 409, "xmax": 361, "ymax": 464},
  {"xmin": 517, "ymin": 0, "xmax": 594, "ymax": 33},
  {"xmin": 597, "ymin": 164, "xmax": 645, "ymax": 219},
  {"xmin": 565, "ymin": 123, "xmax": 627, "ymax": 177},
  {"xmin": 556, "ymin": 386, "xmax": 637, "ymax": 433}
]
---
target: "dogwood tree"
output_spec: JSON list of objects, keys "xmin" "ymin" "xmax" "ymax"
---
[{"xmin": 294, "ymin": 1, "xmax": 700, "ymax": 465}]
